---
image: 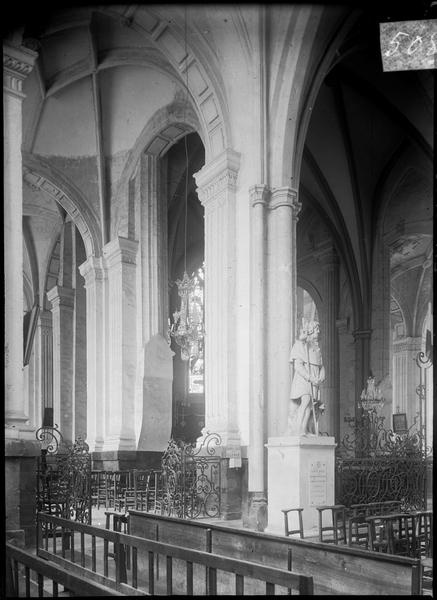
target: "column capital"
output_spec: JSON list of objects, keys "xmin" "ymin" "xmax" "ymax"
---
[
  {"xmin": 194, "ymin": 148, "xmax": 240, "ymax": 207},
  {"xmin": 3, "ymin": 43, "xmax": 38, "ymax": 97},
  {"xmin": 79, "ymin": 256, "xmax": 106, "ymax": 286},
  {"xmin": 352, "ymin": 328, "xmax": 372, "ymax": 341},
  {"xmin": 47, "ymin": 285, "xmax": 75, "ymax": 309},
  {"xmin": 103, "ymin": 237, "xmax": 138, "ymax": 268},
  {"xmin": 249, "ymin": 184, "xmax": 270, "ymax": 207},
  {"xmin": 269, "ymin": 187, "xmax": 301, "ymax": 216}
]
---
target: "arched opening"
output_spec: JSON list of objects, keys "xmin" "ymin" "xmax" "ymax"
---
[{"xmin": 166, "ymin": 132, "xmax": 205, "ymax": 443}]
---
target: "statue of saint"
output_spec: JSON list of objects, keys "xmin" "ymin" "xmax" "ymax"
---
[{"xmin": 288, "ymin": 320, "xmax": 325, "ymax": 436}]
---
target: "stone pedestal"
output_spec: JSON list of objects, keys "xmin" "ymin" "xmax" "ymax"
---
[
  {"xmin": 138, "ymin": 334, "xmax": 173, "ymax": 452},
  {"xmin": 266, "ymin": 435, "xmax": 336, "ymax": 535}
]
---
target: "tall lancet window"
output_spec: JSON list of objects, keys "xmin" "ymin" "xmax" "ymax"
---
[{"xmin": 187, "ymin": 266, "xmax": 204, "ymax": 394}]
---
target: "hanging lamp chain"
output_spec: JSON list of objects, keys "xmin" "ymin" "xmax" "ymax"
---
[{"xmin": 169, "ymin": 7, "xmax": 204, "ymax": 362}]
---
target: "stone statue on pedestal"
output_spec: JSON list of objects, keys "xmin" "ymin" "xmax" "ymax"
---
[{"xmin": 288, "ymin": 320, "xmax": 325, "ymax": 436}]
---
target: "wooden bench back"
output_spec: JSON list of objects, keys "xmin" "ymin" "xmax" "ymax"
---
[
  {"xmin": 129, "ymin": 510, "xmax": 421, "ymax": 595},
  {"xmin": 36, "ymin": 512, "xmax": 313, "ymax": 595}
]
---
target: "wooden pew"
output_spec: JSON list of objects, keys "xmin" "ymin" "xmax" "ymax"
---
[
  {"xmin": 129, "ymin": 509, "xmax": 422, "ymax": 595},
  {"xmin": 6, "ymin": 542, "xmax": 129, "ymax": 596},
  {"xmin": 36, "ymin": 512, "xmax": 313, "ymax": 595}
]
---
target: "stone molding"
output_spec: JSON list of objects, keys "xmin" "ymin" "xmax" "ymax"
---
[
  {"xmin": 194, "ymin": 148, "xmax": 240, "ymax": 207},
  {"xmin": 47, "ymin": 285, "xmax": 75, "ymax": 309},
  {"xmin": 249, "ymin": 184, "xmax": 270, "ymax": 207},
  {"xmin": 79, "ymin": 256, "xmax": 106, "ymax": 286},
  {"xmin": 269, "ymin": 187, "xmax": 301, "ymax": 216},
  {"xmin": 352, "ymin": 328, "xmax": 372, "ymax": 341},
  {"xmin": 103, "ymin": 237, "xmax": 139, "ymax": 269},
  {"xmin": 22, "ymin": 160, "xmax": 102, "ymax": 259},
  {"xmin": 392, "ymin": 336, "xmax": 422, "ymax": 354},
  {"xmin": 3, "ymin": 43, "xmax": 38, "ymax": 97}
]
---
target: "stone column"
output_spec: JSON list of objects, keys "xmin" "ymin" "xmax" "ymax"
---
[
  {"xmin": 73, "ymin": 233, "xmax": 87, "ymax": 440},
  {"xmin": 47, "ymin": 285, "xmax": 75, "ymax": 443},
  {"xmin": 4, "ymin": 39, "xmax": 40, "ymax": 547},
  {"xmin": 140, "ymin": 153, "xmax": 168, "ymax": 341},
  {"xmin": 246, "ymin": 184, "xmax": 269, "ymax": 527},
  {"xmin": 103, "ymin": 237, "xmax": 138, "ymax": 452},
  {"xmin": 267, "ymin": 187, "xmax": 301, "ymax": 437},
  {"xmin": 79, "ymin": 256, "xmax": 106, "ymax": 453},
  {"xmin": 4, "ymin": 41, "xmax": 37, "ymax": 430},
  {"xmin": 194, "ymin": 149, "xmax": 241, "ymax": 447},
  {"xmin": 352, "ymin": 328, "xmax": 372, "ymax": 420},
  {"xmin": 315, "ymin": 244, "xmax": 340, "ymax": 439},
  {"xmin": 336, "ymin": 317, "xmax": 355, "ymax": 441},
  {"xmin": 371, "ymin": 237, "xmax": 391, "ymax": 384},
  {"xmin": 392, "ymin": 337, "xmax": 422, "ymax": 429},
  {"xmin": 35, "ymin": 310, "xmax": 53, "ymax": 426}
]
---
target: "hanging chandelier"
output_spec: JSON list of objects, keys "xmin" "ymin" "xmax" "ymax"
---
[
  {"xmin": 170, "ymin": 267, "xmax": 204, "ymax": 361},
  {"xmin": 359, "ymin": 375, "xmax": 384, "ymax": 412}
]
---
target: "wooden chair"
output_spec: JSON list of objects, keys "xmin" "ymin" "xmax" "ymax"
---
[
  {"xmin": 91, "ymin": 470, "xmax": 108, "ymax": 509},
  {"xmin": 421, "ymin": 557, "xmax": 433, "ymax": 595},
  {"xmin": 367, "ymin": 513, "xmax": 413, "ymax": 556},
  {"xmin": 107, "ymin": 471, "xmax": 130, "ymax": 509},
  {"xmin": 281, "ymin": 508, "xmax": 304, "ymax": 538},
  {"xmin": 315, "ymin": 505, "xmax": 347, "ymax": 544},
  {"xmin": 413, "ymin": 510, "xmax": 433, "ymax": 558}
]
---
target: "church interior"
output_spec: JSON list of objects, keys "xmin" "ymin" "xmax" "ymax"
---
[{"xmin": 4, "ymin": 1, "xmax": 434, "ymax": 596}]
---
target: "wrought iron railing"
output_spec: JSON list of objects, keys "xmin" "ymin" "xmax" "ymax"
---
[
  {"xmin": 336, "ymin": 409, "xmax": 431, "ymax": 509},
  {"xmin": 36, "ymin": 436, "xmax": 92, "ymax": 524},
  {"xmin": 160, "ymin": 431, "xmax": 222, "ymax": 519}
]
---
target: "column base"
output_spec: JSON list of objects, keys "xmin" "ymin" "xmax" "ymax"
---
[
  {"xmin": 266, "ymin": 435, "xmax": 336, "ymax": 535},
  {"xmin": 91, "ymin": 450, "xmax": 162, "ymax": 471},
  {"xmin": 5, "ymin": 439, "xmax": 41, "ymax": 547}
]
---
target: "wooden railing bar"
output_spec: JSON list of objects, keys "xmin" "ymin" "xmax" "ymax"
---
[
  {"xmin": 206, "ymin": 528, "xmax": 212, "ymax": 593},
  {"xmin": 186, "ymin": 561, "xmax": 193, "ymax": 595},
  {"xmin": 115, "ymin": 540, "xmax": 121, "ymax": 583},
  {"xmin": 37, "ymin": 573, "xmax": 44, "ymax": 596},
  {"xmin": 287, "ymin": 547, "xmax": 292, "ymax": 595},
  {"xmin": 13, "ymin": 558, "xmax": 19, "ymax": 595},
  {"xmin": 235, "ymin": 573, "xmax": 244, "ymax": 595},
  {"xmin": 104, "ymin": 538, "xmax": 109, "ymax": 577},
  {"xmin": 70, "ymin": 529, "xmax": 75, "ymax": 563},
  {"xmin": 61, "ymin": 527, "xmax": 66, "ymax": 558},
  {"xmin": 91, "ymin": 535, "xmax": 96, "ymax": 572},
  {"xmin": 53, "ymin": 579, "xmax": 59, "ymax": 597},
  {"xmin": 132, "ymin": 547, "xmax": 138, "ymax": 588},
  {"xmin": 81, "ymin": 532, "xmax": 85, "ymax": 567},
  {"xmin": 208, "ymin": 566, "xmax": 217, "ymax": 595},
  {"xmin": 166, "ymin": 555, "xmax": 173, "ymax": 595},
  {"xmin": 25, "ymin": 565, "xmax": 30, "ymax": 597},
  {"xmin": 155, "ymin": 523, "xmax": 160, "ymax": 580},
  {"xmin": 266, "ymin": 581, "xmax": 275, "ymax": 594},
  {"xmin": 148, "ymin": 551, "xmax": 154, "ymax": 595},
  {"xmin": 299, "ymin": 573, "xmax": 314, "ymax": 595}
]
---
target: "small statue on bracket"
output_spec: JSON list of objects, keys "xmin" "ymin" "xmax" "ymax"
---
[{"xmin": 287, "ymin": 319, "xmax": 325, "ymax": 436}]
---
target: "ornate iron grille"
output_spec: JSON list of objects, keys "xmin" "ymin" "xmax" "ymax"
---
[
  {"xmin": 160, "ymin": 432, "xmax": 222, "ymax": 519},
  {"xmin": 36, "ymin": 436, "xmax": 92, "ymax": 524},
  {"xmin": 336, "ymin": 410, "xmax": 431, "ymax": 509}
]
